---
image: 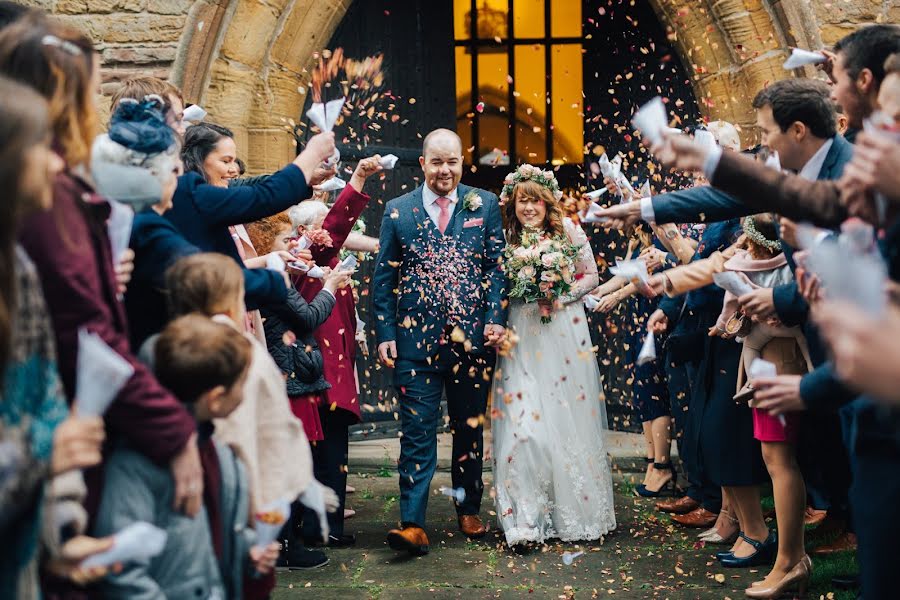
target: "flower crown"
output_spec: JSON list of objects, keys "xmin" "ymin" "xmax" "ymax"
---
[
  {"xmin": 742, "ymin": 216, "xmax": 782, "ymax": 252},
  {"xmin": 500, "ymin": 164, "xmax": 564, "ymax": 203}
]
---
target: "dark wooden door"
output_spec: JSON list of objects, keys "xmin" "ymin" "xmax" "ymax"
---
[{"xmin": 307, "ymin": 1, "xmax": 457, "ymax": 439}]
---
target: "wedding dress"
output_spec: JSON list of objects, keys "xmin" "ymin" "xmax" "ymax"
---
[{"xmin": 492, "ymin": 218, "xmax": 616, "ymax": 546}]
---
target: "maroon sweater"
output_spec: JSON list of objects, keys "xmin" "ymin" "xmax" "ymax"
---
[{"xmin": 18, "ymin": 171, "xmax": 196, "ymax": 515}]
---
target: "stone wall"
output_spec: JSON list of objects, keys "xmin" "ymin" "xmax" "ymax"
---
[{"xmin": 20, "ymin": 0, "xmax": 889, "ymax": 171}]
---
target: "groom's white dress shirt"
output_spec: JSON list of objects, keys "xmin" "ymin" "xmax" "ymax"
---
[{"xmin": 422, "ymin": 185, "xmax": 459, "ymax": 230}]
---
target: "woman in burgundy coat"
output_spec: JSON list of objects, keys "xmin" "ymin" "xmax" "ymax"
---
[
  {"xmin": 290, "ymin": 156, "xmax": 381, "ymax": 545},
  {"xmin": 0, "ymin": 21, "xmax": 200, "ymax": 596}
]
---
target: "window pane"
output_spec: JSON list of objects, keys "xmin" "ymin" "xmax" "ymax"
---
[
  {"xmin": 514, "ymin": 44, "xmax": 546, "ymax": 164},
  {"xmin": 551, "ymin": 44, "xmax": 583, "ymax": 164},
  {"xmin": 477, "ymin": 0, "xmax": 509, "ymax": 41},
  {"xmin": 513, "ymin": 0, "xmax": 544, "ymax": 38},
  {"xmin": 477, "ymin": 51, "xmax": 510, "ymax": 164},
  {"xmin": 453, "ymin": 0, "xmax": 471, "ymax": 40},
  {"xmin": 551, "ymin": 0, "xmax": 580, "ymax": 38},
  {"xmin": 455, "ymin": 47, "xmax": 474, "ymax": 163}
]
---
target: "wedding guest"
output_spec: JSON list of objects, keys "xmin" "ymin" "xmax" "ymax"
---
[
  {"xmin": 591, "ymin": 221, "xmax": 675, "ymax": 497},
  {"xmin": 0, "ymin": 73, "xmax": 111, "ymax": 599},
  {"xmin": 289, "ymin": 156, "xmax": 380, "ymax": 548},
  {"xmin": 164, "ymin": 253, "xmax": 337, "ymax": 582},
  {"xmin": 109, "ymin": 75, "xmax": 186, "ymax": 136},
  {"xmin": 95, "ymin": 314, "xmax": 279, "ymax": 599},
  {"xmin": 244, "ymin": 212, "xmax": 353, "ymax": 566},
  {"xmin": 0, "ymin": 19, "xmax": 202, "ymax": 560},
  {"xmin": 165, "ymin": 119, "xmax": 336, "ymax": 312},
  {"xmin": 710, "ymin": 214, "xmax": 814, "ymax": 596}
]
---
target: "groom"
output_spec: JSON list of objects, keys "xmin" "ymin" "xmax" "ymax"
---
[{"xmin": 373, "ymin": 129, "xmax": 507, "ymax": 555}]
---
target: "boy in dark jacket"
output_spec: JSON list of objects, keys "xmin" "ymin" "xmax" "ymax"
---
[{"xmin": 93, "ymin": 315, "xmax": 279, "ymax": 599}]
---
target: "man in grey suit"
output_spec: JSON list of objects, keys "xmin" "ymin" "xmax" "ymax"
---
[{"xmin": 373, "ymin": 129, "xmax": 507, "ymax": 555}]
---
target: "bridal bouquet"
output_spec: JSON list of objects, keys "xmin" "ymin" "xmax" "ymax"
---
[{"xmin": 504, "ymin": 226, "xmax": 582, "ymax": 323}]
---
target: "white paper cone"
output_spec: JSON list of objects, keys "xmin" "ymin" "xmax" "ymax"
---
[
  {"xmin": 748, "ymin": 358, "xmax": 777, "ymax": 379},
  {"xmin": 584, "ymin": 188, "xmax": 608, "ymax": 201},
  {"xmin": 379, "ymin": 154, "xmax": 399, "ymax": 169},
  {"xmin": 694, "ymin": 129, "xmax": 717, "ymax": 153},
  {"xmin": 764, "ymin": 151, "xmax": 782, "ymax": 171},
  {"xmin": 182, "ymin": 104, "xmax": 207, "ymax": 123},
  {"xmin": 265, "ymin": 253, "xmax": 286, "ymax": 272},
  {"xmin": 318, "ymin": 177, "xmax": 346, "ymax": 192},
  {"xmin": 637, "ymin": 331, "xmax": 657, "ymax": 366},
  {"xmin": 783, "ymin": 48, "xmax": 826, "ymax": 70},
  {"xmin": 609, "ymin": 259, "xmax": 654, "ymax": 297},
  {"xmin": 253, "ymin": 499, "xmax": 291, "ymax": 550},
  {"xmin": 296, "ymin": 236, "xmax": 312, "ymax": 251},
  {"xmin": 712, "ymin": 271, "xmax": 755, "ymax": 297},
  {"xmin": 306, "ymin": 266, "xmax": 325, "ymax": 279},
  {"xmin": 580, "ymin": 205, "xmax": 609, "ymax": 224},
  {"xmin": 338, "ymin": 254, "xmax": 358, "ymax": 272},
  {"xmin": 80, "ymin": 522, "xmax": 167, "ymax": 569},
  {"xmin": 75, "ymin": 329, "xmax": 134, "ymax": 417},
  {"xmin": 583, "ymin": 295, "xmax": 600, "ymax": 311},
  {"xmin": 107, "ymin": 200, "xmax": 134, "ymax": 264},
  {"xmin": 639, "ymin": 180, "xmax": 652, "ymax": 199},
  {"xmin": 306, "ymin": 97, "xmax": 346, "ymax": 133},
  {"xmin": 631, "ymin": 96, "xmax": 667, "ymax": 144}
]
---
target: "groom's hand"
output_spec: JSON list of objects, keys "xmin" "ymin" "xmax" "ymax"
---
[
  {"xmin": 378, "ymin": 341, "xmax": 397, "ymax": 367},
  {"xmin": 484, "ymin": 324, "xmax": 506, "ymax": 347}
]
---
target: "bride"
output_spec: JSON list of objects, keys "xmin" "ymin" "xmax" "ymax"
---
[{"xmin": 492, "ymin": 165, "xmax": 616, "ymax": 547}]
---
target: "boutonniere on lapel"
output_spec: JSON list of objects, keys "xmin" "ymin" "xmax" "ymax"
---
[{"xmin": 462, "ymin": 190, "xmax": 483, "ymax": 212}]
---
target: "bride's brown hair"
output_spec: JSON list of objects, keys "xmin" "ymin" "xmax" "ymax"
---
[{"xmin": 502, "ymin": 179, "xmax": 566, "ymax": 245}]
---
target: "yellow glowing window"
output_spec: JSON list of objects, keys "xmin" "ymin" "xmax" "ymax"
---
[{"xmin": 453, "ymin": 0, "xmax": 583, "ymax": 167}]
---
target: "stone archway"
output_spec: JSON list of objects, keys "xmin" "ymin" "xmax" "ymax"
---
[
  {"xmin": 30, "ymin": 0, "xmax": 888, "ymax": 174},
  {"xmin": 171, "ymin": 0, "xmax": 826, "ymax": 174},
  {"xmin": 169, "ymin": 0, "xmax": 353, "ymax": 175}
]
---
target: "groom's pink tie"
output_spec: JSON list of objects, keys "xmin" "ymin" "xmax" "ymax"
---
[{"xmin": 435, "ymin": 196, "xmax": 451, "ymax": 234}]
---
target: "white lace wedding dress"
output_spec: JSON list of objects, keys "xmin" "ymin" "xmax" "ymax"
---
[{"xmin": 492, "ymin": 218, "xmax": 616, "ymax": 546}]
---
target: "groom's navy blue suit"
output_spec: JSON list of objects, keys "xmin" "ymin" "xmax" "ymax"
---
[{"xmin": 373, "ymin": 184, "xmax": 507, "ymax": 527}]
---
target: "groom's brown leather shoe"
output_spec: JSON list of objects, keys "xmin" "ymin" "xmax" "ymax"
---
[
  {"xmin": 387, "ymin": 526, "xmax": 430, "ymax": 556},
  {"xmin": 458, "ymin": 515, "xmax": 487, "ymax": 538}
]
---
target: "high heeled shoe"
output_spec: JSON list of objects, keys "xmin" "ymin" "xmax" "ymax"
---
[
  {"xmin": 719, "ymin": 532, "xmax": 777, "ymax": 568},
  {"xmin": 699, "ymin": 510, "xmax": 739, "ymax": 544},
  {"xmin": 744, "ymin": 555, "xmax": 812, "ymax": 598},
  {"xmin": 635, "ymin": 462, "xmax": 677, "ymax": 498}
]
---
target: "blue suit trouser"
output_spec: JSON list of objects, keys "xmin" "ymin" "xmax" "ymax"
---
[{"xmin": 394, "ymin": 344, "xmax": 495, "ymax": 528}]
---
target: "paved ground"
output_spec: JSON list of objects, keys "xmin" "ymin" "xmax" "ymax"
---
[{"xmin": 273, "ymin": 468, "xmax": 763, "ymax": 599}]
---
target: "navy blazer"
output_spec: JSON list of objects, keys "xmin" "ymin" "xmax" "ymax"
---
[
  {"xmin": 373, "ymin": 184, "xmax": 507, "ymax": 360},
  {"xmin": 126, "ymin": 209, "xmax": 288, "ymax": 350},
  {"xmin": 165, "ymin": 164, "xmax": 310, "ymax": 279},
  {"xmin": 651, "ymin": 135, "xmax": 854, "ymax": 226}
]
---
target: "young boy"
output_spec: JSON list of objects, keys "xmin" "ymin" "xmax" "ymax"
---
[{"xmin": 93, "ymin": 314, "xmax": 278, "ymax": 599}]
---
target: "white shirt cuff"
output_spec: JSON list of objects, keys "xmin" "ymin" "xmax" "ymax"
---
[
  {"xmin": 640, "ymin": 197, "xmax": 656, "ymax": 224},
  {"xmin": 703, "ymin": 145, "xmax": 724, "ymax": 180}
]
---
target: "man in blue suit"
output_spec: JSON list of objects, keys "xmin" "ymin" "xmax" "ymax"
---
[{"xmin": 373, "ymin": 129, "xmax": 507, "ymax": 555}]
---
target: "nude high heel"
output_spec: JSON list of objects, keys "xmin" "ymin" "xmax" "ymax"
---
[{"xmin": 744, "ymin": 555, "xmax": 812, "ymax": 599}]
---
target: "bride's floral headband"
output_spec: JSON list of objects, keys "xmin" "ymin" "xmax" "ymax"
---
[{"xmin": 500, "ymin": 164, "xmax": 564, "ymax": 203}]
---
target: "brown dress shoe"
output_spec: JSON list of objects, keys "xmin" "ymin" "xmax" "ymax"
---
[
  {"xmin": 387, "ymin": 526, "xmax": 430, "ymax": 556},
  {"xmin": 459, "ymin": 515, "xmax": 487, "ymax": 538},
  {"xmin": 804, "ymin": 506, "xmax": 828, "ymax": 527},
  {"xmin": 655, "ymin": 495, "xmax": 700, "ymax": 515},
  {"xmin": 812, "ymin": 532, "xmax": 857, "ymax": 555},
  {"xmin": 671, "ymin": 507, "xmax": 718, "ymax": 528}
]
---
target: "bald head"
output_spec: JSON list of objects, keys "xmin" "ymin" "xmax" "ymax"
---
[
  {"xmin": 422, "ymin": 128, "xmax": 462, "ymax": 158},
  {"xmin": 420, "ymin": 128, "xmax": 463, "ymax": 196}
]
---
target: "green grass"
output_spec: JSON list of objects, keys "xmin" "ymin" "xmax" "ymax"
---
[
  {"xmin": 807, "ymin": 551, "xmax": 857, "ymax": 600},
  {"xmin": 375, "ymin": 450, "xmax": 393, "ymax": 478}
]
